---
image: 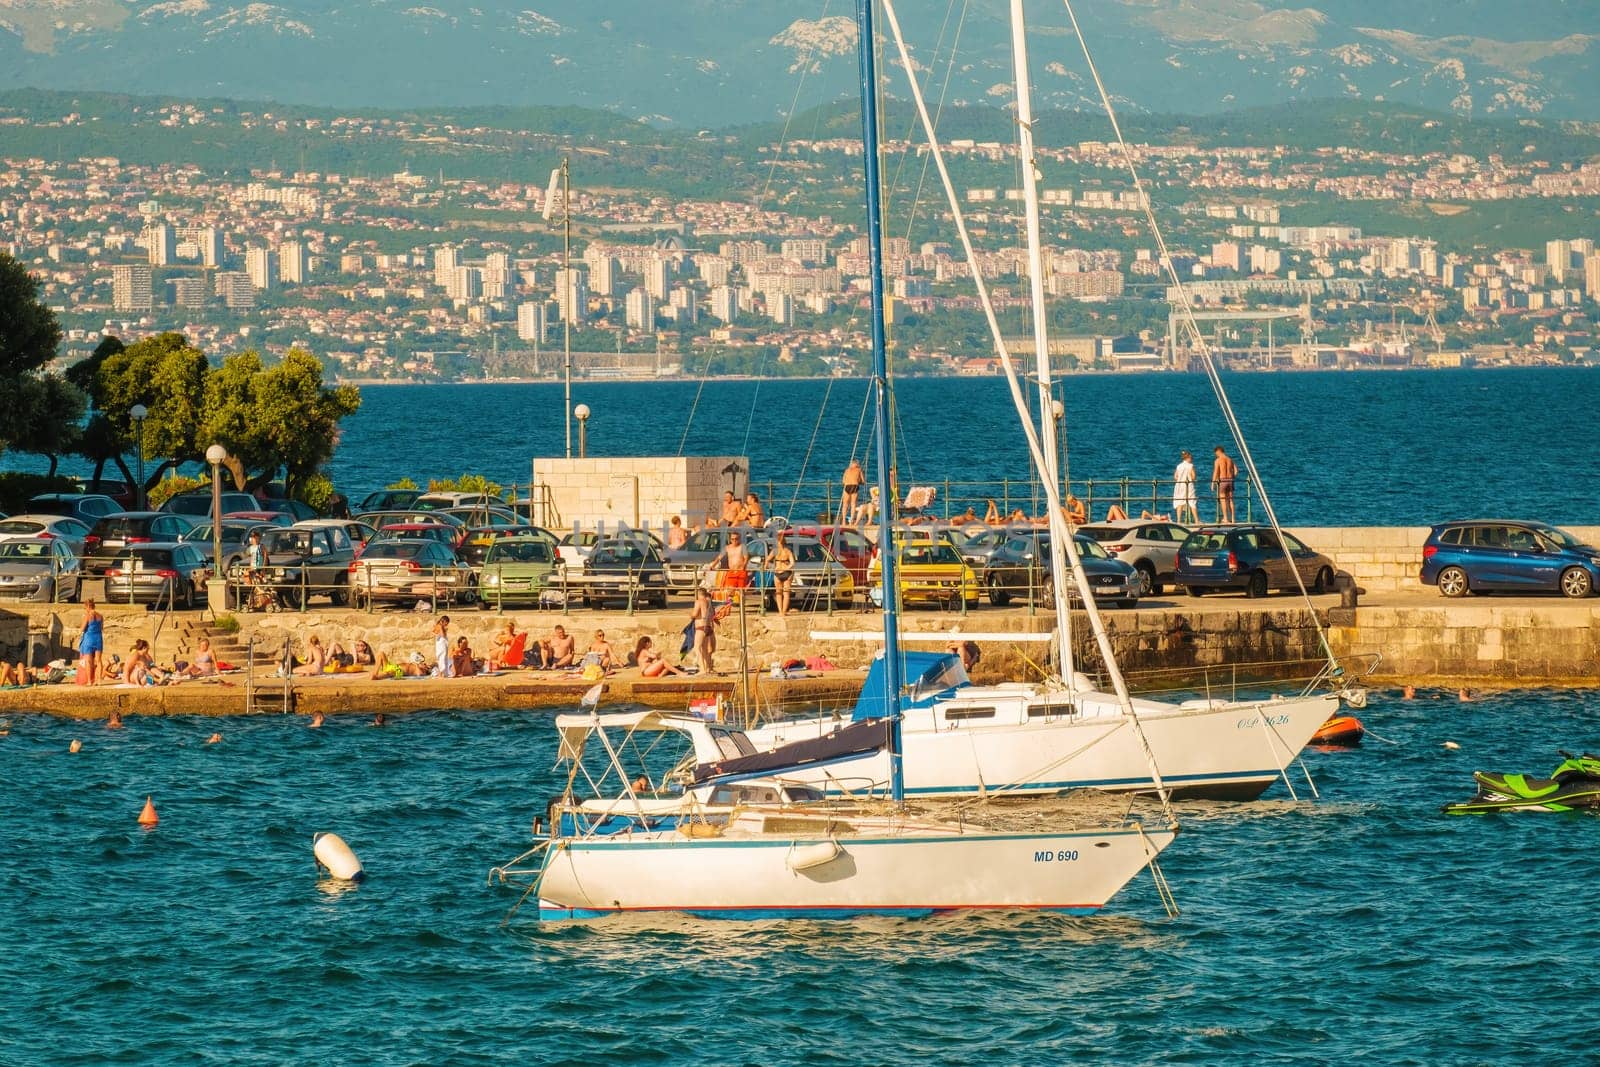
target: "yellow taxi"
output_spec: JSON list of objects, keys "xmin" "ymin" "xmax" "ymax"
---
[{"xmin": 868, "ymin": 538, "xmax": 980, "ymax": 608}]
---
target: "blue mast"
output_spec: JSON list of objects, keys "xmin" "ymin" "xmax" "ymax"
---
[{"xmin": 854, "ymin": 0, "xmax": 904, "ymax": 804}]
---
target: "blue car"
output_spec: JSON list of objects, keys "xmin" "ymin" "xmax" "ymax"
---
[
  {"xmin": 1420, "ymin": 520, "xmax": 1600, "ymax": 599},
  {"xmin": 1175, "ymin": 525, "xmax": 1336, "ymax": 598}
]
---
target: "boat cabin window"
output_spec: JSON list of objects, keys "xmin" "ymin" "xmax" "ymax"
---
[
  {"xmin": 1028, "ymin": 703, "xmax": 1072, "ymax": 718},
  {"xmin": 710, "ymin": 784, "xmax": 781, "ymax": 805},
  {"xmin": 943, "ymin": 706, "xmax": 996, "ymax": 721},
  {"xmin": 708, "ymin": 726, "xmax": 757, "ymax": 760},
  {"xmin": 782, "ymin": 785, "xmax": 825, "ymax": 802}
]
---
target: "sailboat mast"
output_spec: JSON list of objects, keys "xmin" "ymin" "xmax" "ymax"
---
[
  {"xmin": 855, "ymin": 0, "xmax": 905, "ymax": 803},
  {"xmin": 1010, "ymin": 0, "xmax": 1077, "ymax": 682}
]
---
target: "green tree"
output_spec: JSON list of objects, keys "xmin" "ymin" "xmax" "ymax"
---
[
  {"xmin": 95, "ymin": 332, "xmax": 211, "ymax": 490},
  {"xmin": 7, "ymin": 374, "xmax": 87, "ymax": 476},
  {"xmin": 0, "ymin": 251, "xmax": 61, "ymax": 380},
  {"xmin": 0, "ymin": 251, "xmax": 73, "ymax": 457}
]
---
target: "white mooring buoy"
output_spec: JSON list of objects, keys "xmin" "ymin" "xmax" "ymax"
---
[{"xmin": 312, "ymin": 832, "xmax": 365, "ymax": 882}]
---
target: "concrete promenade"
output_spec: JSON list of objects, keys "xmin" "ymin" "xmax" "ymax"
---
[{"xmin": 1, "ymin": 526, "xmax": 1595, "ymax": 718}]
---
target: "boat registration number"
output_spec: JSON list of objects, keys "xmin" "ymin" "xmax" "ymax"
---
[{"xmin": 1033, "ymin": 849, "xmax": 1080, "ymax": 863}]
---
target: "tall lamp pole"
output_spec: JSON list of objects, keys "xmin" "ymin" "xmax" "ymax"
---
[
  {"xmin": 206, "ymin": 444, "xmax": 227, "ymax": 579},
  {"xmin": 574, "ymin": 403, "xmax": 590, "ymax": 459},
  {"xmin": 130, "ymin": 404, "xmax": 148, "ymax": 510},
  {"xmin": 561, "ymin": 156, "xmax": 572, "ymax": 458}
]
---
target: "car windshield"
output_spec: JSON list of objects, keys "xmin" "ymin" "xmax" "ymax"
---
[
  {"xmin": 122, "ymin": 548, "xmax": 176, "ymax": 567},
  {"xmin": 902, "ymin": 543, "xmax": 961, "ymax": 566},
  {"xmin": 794, "ymin": 542, "xmax": 828, "ymax": 564},
  {"xmin": 1075, "ymin": 537, "xmax": 1110, "ymax": 560},
  {"xmin": 0, "ymin": 541, "xmax": 49, "ymax": 559},
  {"xmin": 486, "ymin": 540, "xmax": 552, "ymax": 564}
]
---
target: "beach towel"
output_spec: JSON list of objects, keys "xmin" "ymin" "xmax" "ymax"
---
[{"xmin": 679, "ymin": 618, "xmax": 695, "ymax": 656}]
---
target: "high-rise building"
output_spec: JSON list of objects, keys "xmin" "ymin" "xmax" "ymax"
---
[
  {"xmin": 1586, "ymin": 253, "xmax": 1600, "ymax": 301},
  {"xmin": 1210, "ymin": 242, "xmax": 1242, "ymax": 272},
  {"xmin": 433, "ymin": 245, "xmax": 459, "ymax": 287},
  {"xmin": 245, "ymin": 247, "xmax": 278, "ymax": 291},
  {"xmin": 215, "ymin": 271, "xmax": 256, "ymax": 309},
  {"xmin": 197, "ymin": 226, "xmax": 223, "ymax": 267},
  {"xmin": 668, "ymin": 287, "xmax": 697, "ymax": 325},
  {"xmin": 768, "ymin": 292, "xmax": 794, "ymax": 326},
  {"xmin": 781, "ymin": 238, "xmax": 827, "ymax": 266},
  {"xmin": 112, "ymin": 265, "xmax": 153, "ymax": 310},
  {"xmin": 696, "ymin": 255, "xmax": 731, "ymax": 288},
  {"xmin": 279, "ymin": 240, "xmax": 308, "ymax": 284},
  {"xmin": 643, "ymin": 258, "xmax": 670, "ymax": 300},
  {"xmin": 710, "ymin": 285, "xmax": 739, "ymax": 323},
  {"xmin": 516, "ymin": 301, "xmax": 548, "ymax": 342},
  {"xmin": 146, "ymin": 223, "xmax": 175, "ymax": 266},
  {"xmin": 170, "ymin": 277, "xmax": 208, "ymax": 308},
  {"xmin": 1547, "ymin": 239, "xmax": 1572, "ymax": 282},
  {"xmin": 588, "ymin": 254, "xmax": 618, "ymax": 295},
  {"xmin": 446, "ymin": 266, "xmax": 483, "ymax": 302},
  {"xmin": 554, "ymin": 268, "xmax": 587, "ymax": 324},
  {"xmin": 625, "ymin": 288, "xmax": 656, "ymax": 329}
]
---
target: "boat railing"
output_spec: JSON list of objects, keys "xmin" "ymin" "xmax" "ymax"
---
[{"xmin": 1084, "ymin": 652, "xmax": 1381, "ymax": 704}]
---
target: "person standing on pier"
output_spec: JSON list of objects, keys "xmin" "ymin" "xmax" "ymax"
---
[
  {"xmin": 1211, "ymin": 446, "xmax": 1238, "ymax": 524},
  {"xmin": 432, "ymin": 615, "xmax": 453, "ymax": 678},
  {"xmin": 1173, "ymin": 451, "xmax": 1198, "ymax": 525},
  {"xmin": 77, "ymin": 598, "xmax": 104, "ymax": 686},
  {"xmin": 840, "ymin": 458, "xmax": 865, "ymax": 524},
  {"xmin": 691, "ymin": 587, "xmax": 718, "ymax": 675}
]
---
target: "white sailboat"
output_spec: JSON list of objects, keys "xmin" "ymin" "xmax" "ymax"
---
[
  {"xmin": 491, "ymin": 0, "xmax": 1176, "ymax": 922},
  {"xmin": 738, "ymin": 0, "xmax": 1347, "ymax": 802}
]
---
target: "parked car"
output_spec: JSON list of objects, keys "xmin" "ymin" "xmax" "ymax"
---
[
  {"xmin": 1175, "ymin": 525, "xmax": 1336, "ymax": 598},
  {"xmin": 476, "ymin": 535, "xmax": 562, "ymax": 608},
  {"xmin": 71, "ymin": 478, "xmax": 137, "ymax": 509},
  {"xmin": 557, "ymin": 528, "xmax": 659, "ymax": 580},
  {"xmin": 356, "ymin": 510, "xmax": 468, "ymax": 537},
  {"xmin": 790, "ymin": 525, "xmax": 876, "ymax": 587},
  {"xmin": 241, "ymin": 523, "xmax": 359, "ymax": 607},
  {"xmin": 101, "ymin": 542, "xmax": 211, "ymax": 609},
  {"xmin": 258, "ymin": 497, "xmax": 320, "ymax": 522},
  {"xmin": 83, "ymin": 512, "xmax": 196, "ymax": 571},
  {"xmin": 223, "ymin": 509, "xmax": 294, "ymax": 528},
  {"xmin": 181, "ymin": 519, "xmax": 276, "ymax": 573},
  {"xmin": 0, "ymin": 514, "xmax": 93, "ymax": 555},
  {"xmin": 459, "ymin": 524, "xmax": 559, "ymax": 569},
  {"xmin": 662, "ymin": 525, "xmax": 763, "ymax": 592},
  {"xmin": 26, "ymin": 492, "xmax": 122, "ymax": 524},
  {"xmin": 572, "ymin": 538, "xmax": 670, "ymax": 608},
  {"xmin": 349, "ymin": 539, "xmax": 477, "ymax": 608},
  {"xmin": 0, "ymin": 536, "xmax": 82, "ymax": 603},
  {"xmin": 441, "ymin": 505, "xmax": 522, "ymax": 528},
  {"xmin": 161, "ymin": 490, "xmax": 259, "ymax": 519},
  {"xmin": 356, "ymin": 489, "xmax": 421, "ymax": 513},
  {"xmin": 982, "ymin": 532, "xmax": 1139, "ymax": 608},
  {"xmin": 1077, "ymin": 519, "xmax": 1193, "ymax": 596},
  {"xmin": 868, "ymin": 538, "xmax": 980, "ymax": 608},
  {"xmin": 371, "ymin": 522, "xmax": 464, "ymax": 553},
  {"xmin": 413, "ymin": 491, "xmax": 501, "ymax": 511},
  {"xmin": 948, "ymin": 525, "xmax": 1027, "ymax": 572},
  {"xmin": 745, "ymin": 534, "xmax": 855, "ymax": 608},
  {"xmin": 1420, "ymin": 520, "xmax": 1600, "ymax": 599}
]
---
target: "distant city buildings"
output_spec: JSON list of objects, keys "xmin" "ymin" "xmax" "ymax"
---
[{"xmin": 113, "ymin": 265, "xmax": 153, "ymax": 311}]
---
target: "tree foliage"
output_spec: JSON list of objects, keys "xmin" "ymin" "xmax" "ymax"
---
[
  {"xmin": 0, "ymin": 252, "xmax": 85, "ymax": 464},
  {"xmin": 87, "ymin": 335, "xmax": 362, "ymax": 502},
  {"xmin": 0, "ymin": 251, "xmax": 61, "ymax": 380}
]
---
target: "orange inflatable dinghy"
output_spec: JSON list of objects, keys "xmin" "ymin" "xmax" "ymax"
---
[{"xmin": 1311, "ymin": 714, "xmax": 1365, "ymax": 746}]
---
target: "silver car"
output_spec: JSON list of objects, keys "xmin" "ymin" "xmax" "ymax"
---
[
  {"xmin": 745, "ymin": 534, "xmax": 855, "ymax": 608},
  {"xmin": 1077, "ymin": 519, "xmax": 1192, "ymax": 596},
  {"xmin": 0, "ymin": 536, "xmax": 82, "ymax": 602},
  {"xmin": 0, "ymin": 514, "xmax": 93, "ymax": 556}
]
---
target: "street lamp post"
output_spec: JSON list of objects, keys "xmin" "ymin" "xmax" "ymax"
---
[
  {"xmin": 574, "ymin": 403, "xmax": 591, "ymax": 459},
  {"xmin": 1050, "ymin": 397, "xmax": 1067, "ymax": 498},
  {"xmin": 205, "ymin": 444, "xmax": 227, "ymax": 579},
  {"xmin": 130, "ymin": 404, "xmax": 147, "ymax": 510}
]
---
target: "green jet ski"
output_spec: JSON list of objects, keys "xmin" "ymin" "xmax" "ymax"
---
[{"xmin": 1443, "ymin": 751, "xmax": 1600, "ymax": 815}]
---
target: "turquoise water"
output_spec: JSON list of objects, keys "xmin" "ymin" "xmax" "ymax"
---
[
  {"xmin": 5, "ymin": 689, "xmax": 1599, "ymax": 1064},
  {"xmin": 327, "ymin": 366, "xmax": 1597, "ymax": 527}
]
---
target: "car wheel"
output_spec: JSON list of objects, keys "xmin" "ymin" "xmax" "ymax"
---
[
  {"xmin": 1187, "ymin": 586, "xmax": 1207, "ymax": 598},
  {"xmin": 1437, "ymin": 566, "xmax": 1469, "ymax": 598},
  {"xmin": 1135, "ymin": 562, "xmax": 1161, "ymax": 596},
  {"xmin": 280, "ymin": 587, "xmax": 304, "ymax": 610},
  {"xmin": 329, "ymin": 584, "xmax": 350, "ymax": 608},
  {"xmin": 987, "ymin": 576, "xmax": 1012, "ymax": 607},
  {"xmin": 1311, "ymin": 567, "xmax": 1333, "ymax": 595},
  {"xmin": 1246, "ymin": 570, "xmax": 1269, "ymax": 599},
  {"xmin": 652, "ymin": 593, "xmax": 668, "ymax": 609},
  {"xmin": 354, "ymin": 591, "xmax": 370, "ymax": 610},
  {"xmin": 1560, "ymin": 567, "xmax": 1593, "ymax": 599}
]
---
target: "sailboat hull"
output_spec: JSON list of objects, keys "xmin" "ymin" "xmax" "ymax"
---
[
  {"xmin": 745, "ymin": 689, "xmax": 1339, "ymax": 800},
  {"xmin": 534, "ymin": 820, "xmax": 1175, "ymax": 921}
]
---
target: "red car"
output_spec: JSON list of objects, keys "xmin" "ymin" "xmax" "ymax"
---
[{"xmin": 791, "ymin": 524, "xmax": 876, "ymax": 587}]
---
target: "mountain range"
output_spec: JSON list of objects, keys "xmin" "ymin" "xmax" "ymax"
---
[{"xmin": 0, "ymin": 0, "xmax": 1596, "ymax": 127}]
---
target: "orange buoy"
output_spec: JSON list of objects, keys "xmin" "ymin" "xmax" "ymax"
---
[
  {"xmin": 1312, "ymin": 715, "xmax": 1365, "ymax": 747},
  {"xmin": 137, "ymin": 796, "xmax": 159, "ymax": 826}
]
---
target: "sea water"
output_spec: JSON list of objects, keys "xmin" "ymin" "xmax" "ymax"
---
[
  {"xmin": 3, "ymin": 688, "xmax": 1598, "ymax": 1064},
  {"xmin": 330, "ymin": 366, "xmax": 1598, "ymax": 527}
]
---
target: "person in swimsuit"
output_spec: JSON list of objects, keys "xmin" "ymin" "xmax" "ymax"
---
[
  {"xmin": 78, "ymin": 598, "xmax": 104, "ymax": 686},
  {"xmin": 633, "ymin": 635, "xmax": 685, "ymax": 677},
  {"xmin": 181, "ymin": 637, "xmax": 218, "ymax": 678},
  {"xmin": 716, "ymin": 532, "xmax": 750, "ymax": 595},
  {"xmin": 840, "ymin": 459, "xmax": 865, "ymax": 524},
  {"xmin": 691, "ymin": 587, "xmax": 717, "ymax": 674},
  {"xmin": 1212, "ymin": 446, "xmax": 1238, "ymax": 524},
  {"xmin": 432, "ymin": 615, "xmax": 453, "ymax": 678},
  {"xmin": 768, "ymin": 532, "xmax": 796, "ymax": 616}
]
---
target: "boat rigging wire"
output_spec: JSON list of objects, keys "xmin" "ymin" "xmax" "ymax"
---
[{"xmin": 1055, "ymin": 0, "xmax": 1340, "ymax": 680}]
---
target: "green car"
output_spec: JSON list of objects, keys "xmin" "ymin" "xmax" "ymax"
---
[{"xmin": 477, "ymin": 535, "xmax": 560, "ymax": 608}]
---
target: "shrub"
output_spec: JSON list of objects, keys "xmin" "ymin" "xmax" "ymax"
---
[
  {"xmin": 212, "ymin": 613, "xmax": 240, "ymax": 634},
  {"xmin": 147, "ymin": 474, "xmax": 207, "ymax": 509}
]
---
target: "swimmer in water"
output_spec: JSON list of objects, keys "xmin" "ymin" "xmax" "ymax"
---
[
  {"xmin": 107, "ymin": 710, "xmax": 124, "ymax": 730},
  {"xmin": 371, "ymin": 712, "xmax": 386, "ymax": 727},
  {"xmin": 309, "ymin": 711, "xmax": 325, "ymax": 729},
  {"xmin": 206, "ymin": 732, "xmax": 222, "ymax": 744}
]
